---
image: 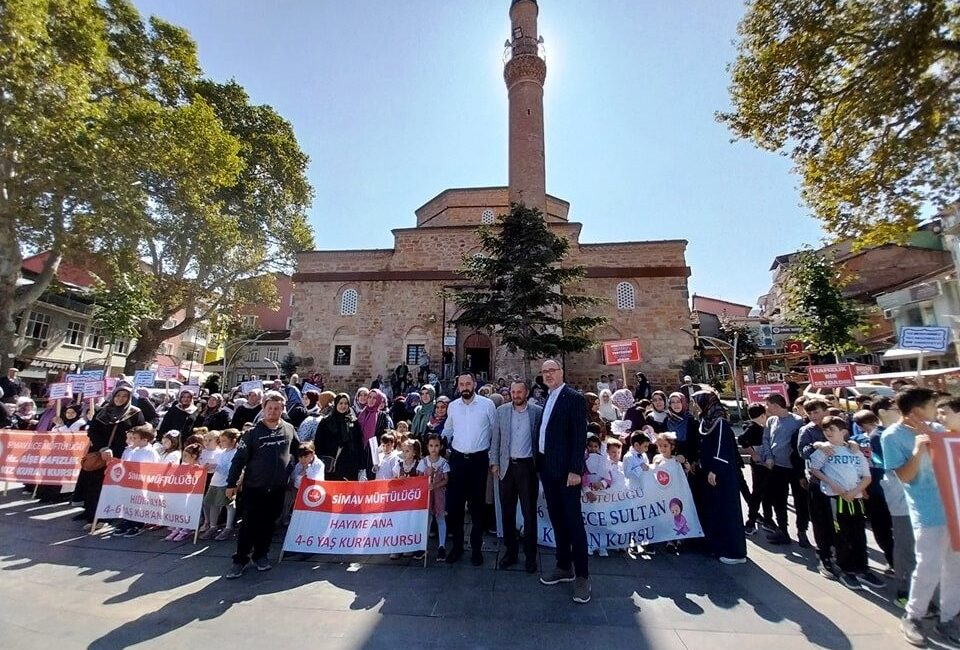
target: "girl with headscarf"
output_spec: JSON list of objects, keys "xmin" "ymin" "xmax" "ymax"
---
[
  {"xmin": 645, "ymin": 391, "xmax": 669, "ymax": 433},
  {"xmin": 158, "ymin": 388, "xmax": 198, "ymax": 445},
  {"xmin": 691, "ymin": 390, "xmax": 747, "ymax": 564},
  {"xmin": 410, "ymin": 384, "xmax": 436, "ymax": 441},
  {"xmin": 666, "ymin": 392, "xmax": 699, "ymax": 471},
  {"xmin": 316, "ymin": 393, "xmax": 363, "ymax": 480},
  {"xmin": 598, "ymin": 389, "xmax": 621, "ymax": 423},
  {"xmin": 52, "ymin": 403, "xmax": 88, "ymax": 432},
  {"xmin": 76, "ymin": 381, "xmax": 145, "ymax": 526},
  {"xmin": 11, "ymin": 396, "xmax": 37, "ymax": 430}
]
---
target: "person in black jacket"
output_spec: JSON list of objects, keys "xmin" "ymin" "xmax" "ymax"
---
[
  {"xmin": 225, "ymin": 391, "xmax": 299, "ymax": 578},
  {"xmin": 198, "ymin": 393, "xmax": 230, "ymax": 431},
  {"xmin": 132, "ymin": 388, "xmax": 158, "ymax": 427},
  {"xmin": 158, "ymin": 389, "xmax": 199, "ymax": 444},
  {"xmin": 77, "ymin": 381, "xmax": 145, "ymax": 526},
  {"xmin": 534, "ymin": 360, "xmax": 591, "ymax": 604},
  {"xmin": 230, "ymin": 389, "xmax": 263, "ymax": 429}
]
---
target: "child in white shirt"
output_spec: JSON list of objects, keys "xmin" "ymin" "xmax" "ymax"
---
[
  {"xmin": 201, "ymin": 429, "xmax": 239, "ymax": 541},
  {"xmin": 164, "ymin": 443, "xmax": 202, "ymax": 543},
  {"xmin": 417, "ymin": 434, "xmax": 450, "ymax": 561},
  {"xmin": 115, "ymin": 425, "xmax": 160, "ymax": 538},
  {"xmin": 156, "ymin": 431, "xmax": 181, "ymax": 465},
  {"xmin": 374, "ymin": 432, "xmax": 402, "ymax": 480},
  {"xmin": 605, "ymin": 438, "xmax": 626, "ymax": 490},
  {"xmin": 622, "ymin": 433, "xmax": 651, "ymax": 490},
  {"xmin": 199, "ymin": 431, "xmax": 222, "ymax": 478},
  {"xmin": 283, "ymin": 442, "xmax": 326, "ymax": 525}
]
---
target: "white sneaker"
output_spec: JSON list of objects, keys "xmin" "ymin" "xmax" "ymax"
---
[
  {"xmin": 719, "ymin": 556, "xmax": 746, "ymax": 565},
  {"xmin": 598, "ymin": 548, "xmax": 609, "ymax": 557}
]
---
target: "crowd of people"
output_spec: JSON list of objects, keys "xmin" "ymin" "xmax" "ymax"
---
[{"xmin": 2, "ymin": 364, "xmax": 959, "ymax": 641}]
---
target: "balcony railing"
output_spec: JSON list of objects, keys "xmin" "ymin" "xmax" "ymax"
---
[{"xmin": 37, "ymin": 292, "xmax": 94, "ymax": 315}]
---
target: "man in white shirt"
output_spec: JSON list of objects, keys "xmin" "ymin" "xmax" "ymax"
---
[{"xmin": 444, "ymin": 372, "xmax": 498, "ymax": 566}]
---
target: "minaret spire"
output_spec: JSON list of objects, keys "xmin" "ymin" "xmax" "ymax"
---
[{"xmin": 504, "ymin": 0, "xmax": 547, "ymax": 214}]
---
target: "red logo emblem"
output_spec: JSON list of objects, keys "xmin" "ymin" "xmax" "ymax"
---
[{"xmin": 655, "ymin": 470, "xmax": 671, "ymax": 487}]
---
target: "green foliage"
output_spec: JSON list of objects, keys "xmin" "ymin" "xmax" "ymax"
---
[
  {"xmin": 718, "ymin": 316, "xmax": 760, "ymax": 365},
  {"xmin": 447, "ymin": 203, "xmax": 607, "ymax": 359},
  {"xmin": 280, "ymin": 351, "xmax": 299, "ymax": 377},
  {"xmin": 719, "ymin": 0, "xmax": 960, "ymax": 245},
  {"xmin": 90, "ymin": 255, "xmax": 159, "ymax": 341},
  {"xmin": 784, "ymin": 250, "xmax": 865, "ymax": 359}
]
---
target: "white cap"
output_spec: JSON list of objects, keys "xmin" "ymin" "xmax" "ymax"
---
[{"xmin": 683, "ymin": 375, "xmax": 692, "ymax": 382}]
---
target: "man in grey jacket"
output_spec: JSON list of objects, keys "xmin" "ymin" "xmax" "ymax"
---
[
  {"xmin": 490, "ymin": 380, "xmax": 543, "ymax": 573},
  {"xmin": 761, "ymin": 394, "xmax": 808, "ymax": 547}
]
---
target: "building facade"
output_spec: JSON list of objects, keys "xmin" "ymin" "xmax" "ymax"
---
[{"xmin": 290, "ymin": 0, "xmax": 692, "ymax": 391}]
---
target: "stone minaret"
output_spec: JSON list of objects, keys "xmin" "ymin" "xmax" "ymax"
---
[{"xmin": 504, "ymin": 0, "xmax": 547, "ymax": 214}]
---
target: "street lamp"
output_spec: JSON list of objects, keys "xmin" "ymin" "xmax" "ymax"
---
[
  {"xmin": 263, "ymin": 356, "xmax": 281, "ymax": 379},
  {"xmin": 223, "ymin": 332, "xmax": 271, "ymax": 388},
  {"xmin": 682, "ymin": 328, "xmax": 744, "ymax": 422}
]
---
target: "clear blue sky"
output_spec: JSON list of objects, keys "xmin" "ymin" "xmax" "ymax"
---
[{"xmin": 133, "ymin": 0, "xmax": 826, "ymax": 307}]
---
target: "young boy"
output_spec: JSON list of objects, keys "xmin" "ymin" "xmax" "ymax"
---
[
  {"xmin": 883, "ymin": 388, "xmax": 960, "ymax": 646},
  {"xmin": 807, "ymin": 416, "xmax": 881, "ymax": 591},
  {"xmin": 623, "ymin": 432, "xmax": 651, "ymax": 491},
  {"xmin": 115, "ymin": 424, "xmax": 160, "ymax": 538},
  {"xmin": 738, "ymin": 402, "xmax": 774, "ymax": 535},
  {"xmin": 850, "ymin": 409, "xmax": 894, "ymax": 572},
  {"xmin": 374, "ymin": 432, "xmax": 401, "ymax": 480},
  {"xmin": 605, "ymin": 438, "xmax": 625, "ymax": 490}
]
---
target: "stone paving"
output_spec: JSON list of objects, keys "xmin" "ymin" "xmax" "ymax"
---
[{"xmin": 0, "ymin": 485, "xmax": 949, "ymax": 649}]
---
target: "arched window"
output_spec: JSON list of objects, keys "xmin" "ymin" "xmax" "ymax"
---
[
  {"xmin": 616, "ymin": 282, "xmax": 635, "ymax": 310},
  {"xmin": 481, "ymin": 208, "xmax": 495, "ymax": 225},
  {"xmin": 340, "ymin": 288, "xmax": 358, "ymax": 316}
]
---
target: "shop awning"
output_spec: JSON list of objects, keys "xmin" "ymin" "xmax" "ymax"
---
[{"xmin": 881, "ymin": 346, "xmax": 947, "ymax": 361}]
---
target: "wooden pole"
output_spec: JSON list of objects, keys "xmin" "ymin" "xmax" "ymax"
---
[
  {"xmin": 620, "ymin": 363, "xmax": 628, "ymax": 389},
  {"xmin": 90, "ymin": 515, "xmax": 98, "ymax": 535},
  {"xmin": 193, "ymin": 526, "xmax": 199, "ymax": 545},
  {"xmin": 278, "ymin": 549, "xmax": 285, "ymax": 564},
  {"xmin": 31, "ymin": 483, "xmax": 39, "ymax": 499}
]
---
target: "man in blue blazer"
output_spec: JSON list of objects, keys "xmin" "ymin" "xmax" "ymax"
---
[
  {"xmin": 533, "ymin": 359, "xmax": 591, "ymax": 604},
  {"xmin": 490, "ymin": 380, "xmax": 543, "ymax": 573}
]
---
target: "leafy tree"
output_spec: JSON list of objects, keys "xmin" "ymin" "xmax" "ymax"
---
[
  {"xmin": 719, "ymin": 0, "xmax": 960, "ymax": 244},
  {"xmin": 0, "ymin": 0, "xmax": 243, "ymax": 367},
  {"xmin": 717, "ymin": 316, "xmax": 760, "ymax": 366},
  {"xmin": 784, "ymin": 250, "xmax": 865, "ymax": 361},
  {"xmin": 89, "ymin": 254, "xmax": 159, "ymax": 365},
  {"xmin": 280, "ymin": 350, "xmax": 299, "ymax": 378},
  {"xmin": 447, "ymin": 203, "xmax": 607, "ymax": 368}
]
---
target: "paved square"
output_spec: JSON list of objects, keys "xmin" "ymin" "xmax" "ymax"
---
[{"xmin": 0, "ymin": 486, "xmax": 943, "ymax": 649}]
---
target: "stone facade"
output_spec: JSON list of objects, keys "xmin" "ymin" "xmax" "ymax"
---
[{"xmin": 290, "ymin": 0, "xmax": 692, "ymax": 393}]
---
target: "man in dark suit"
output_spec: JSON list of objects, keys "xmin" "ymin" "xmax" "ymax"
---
[
  {"xmin": 534, "ymin": 359, "xmax": 591, "ymax": 604},
  {"xmin": 490, "ymin": 380, "xmax": 543, "ymax": 573}
]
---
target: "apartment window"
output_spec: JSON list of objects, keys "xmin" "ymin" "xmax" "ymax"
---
[
  {"xmin": 65, "ymin": 321, "xmax": 85, "ymax": 347},
  {"xmin": 286, "ymin": 316, "xmax": 294, "ymax": 330},
  {"xmin": 340, "ymin": 289, "xmax": 358, "ymax": 316},
  {"xmin": 334, "ymin": 345, "xmax": 352, "ymax": 366},
  {"xmin": 87, "ymin": 327, "xmax": 105, "ymax": 350},
  {"xmin": 242, "ymin": 315, "xmax": 257, "ymax": 328},
  {"xmin": 24, "ymin": 311, "xmax": 51, "ymax": 341},
  {"xmin": 265, "ymin": 347, "xmax": 279, "ymax": 362},
  {"xmin": 14, "ymin": 311, "xmax": 24, "ymax": 334},
  {"xmin": 246, "ymin": 347, "xmax": 259, "ymax": 363},
  {"xmin": 159, "ymin": 342, "xmax": 173, "ymax": 355},
  {"xmin": 116, "ymin": 338, "xmax": 128, "ymax": 355},
  {"xmin": 289, "ymin": 294, "xmax": 295, "ymax": 307},
  {"xmin": 616, "ymin": 282, "xmax": 636, "ymax": 310},
  {"xmin": 406, "ymin": 344, "xmax": 426, "ymax": 367}
]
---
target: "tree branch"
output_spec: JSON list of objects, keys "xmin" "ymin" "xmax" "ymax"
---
[{"xmin": 12, "ymin": 206, "xmax": 67, "ymax": 311}]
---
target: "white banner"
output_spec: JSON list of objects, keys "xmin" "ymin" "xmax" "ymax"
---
[
  {"xmin": 537, "ymin": 459, "xmax": 703, "ymax": 550},
  {"xmin": 95, "ymin": 459, "xmax": 205, "ymax": 530},
  {"xmin": 282, "ymin": 477, "xmax": 429, "ymax": 555}
]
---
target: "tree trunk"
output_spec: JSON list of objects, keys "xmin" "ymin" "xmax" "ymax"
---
[{"xmin": 124, "ymin": 332, "xmax": 164, "ymax": 374}]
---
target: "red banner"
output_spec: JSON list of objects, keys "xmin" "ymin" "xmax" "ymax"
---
[
  {"xmin": 931, "ymin": 433, "xmax": 960, "ymax": 551},
  {"xmin": 283, "ymin": 477, "xmax": 430, "ymax": 555},
  {"xmin": 744, "ymin": 383, "xmax": 788, "ymax": 403},
  {"xmin": 96, "ymin": 460, "xmax": 206, "ymax": 528},
  {"xmin": 807, "ymin": 363, "xmax": 856, "ymax": 389},
  {"xmin": 0, "ymin": 430, "xmax": 88, "ymax": 485},
  {"xmin": 602, "ymin": 339, "xmax": 642, "ymax": 365}
]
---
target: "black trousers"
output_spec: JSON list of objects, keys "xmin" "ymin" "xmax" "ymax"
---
[
  {"xmin": 233, "ymin": 485, "xmax": 286, "ymax": 564},
  {"xmin": 540, "ymin": 470, "xmax": 589, "ymax": 578},
  {"xmin": 864, "ymin": 485, "xmax": 894, "ymax": 567},
  {"xmin": 808, "ymin": 480, "xmax": 835, "ymax": 563},
  {"xmin": 832, "ymin": 497, "xmax": 868, "ymax": 573},
  {"xmin": 746, "ymin": 464, "xmax": 774, "ymax": 523},
  {"xmin": 768, "ymin": 466, "xmax": 810, "ymax": 536},
  {"xmin": 499, "ymin": 458, "xmax": 538, "ymax": 559},
  {"xmin": 447, "ymin": 449, "xmax": 489, "ymax": 552}
]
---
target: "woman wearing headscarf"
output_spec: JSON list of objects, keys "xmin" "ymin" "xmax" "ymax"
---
[
  {"xmin": 316, "ymin": 393, "xmax": 363, "ymax": 480},
  {"xmin": 645, "ymin": 391, "xmax": 669, "ymax": 433},
  {"xmin": 76, "ymin": 381, "xmax": 145, "ymax": 527},
  {"xmin": 666, "ymin": 392, "xmax": 699, "ymax": 471},
  {"xmin": 598, "ymin": 389, "xmax": 621, "ymax": 423},
  {"xmin": 52, "ymin": 402, "xmax": 88, "ymax": 432},
  {"xmin": 296, "ymin": 390, "xmax": 332, "ymax": 444},
  {"xmin": 410, "ymin": 384, "xmax": 436, "ymax": 441},
  {"xmin": 197, "ymin": 394, "xmax": 230, "ymax": 431},
  {"xmin": 358, "ymin": 389, "xmax": 389, "ymax": 472},
  {"xmin": 352, "ymin": 387, "xmax": 369, "ymax": 417},
  {"xmin": 33, "ymin": 399, "xmax": 85, "ymax": 502},
  {"xmin": 634, "ymin": 372, "xmax": 652, "ymax": 401},
  {"xmin": 390, "ymin": 396, "xmax": 410, "ymax": 426},
  {"xmin": 158, "ymin": 388, "xmax": 198, "ymax": 444},
  {"xmin": 10, "ymin": 396, "xmax": 38, "ymax": 430},
  {"xmin": 691, "ymin": 390, "xmax": 747, "ymax": 564},
  {"xmin": 584, "ymin": 392, "xmax": 608, "ymax": 434},
  {"xmin": 425, "ymin": 395, "xmax": 450, "ymax": 438}
]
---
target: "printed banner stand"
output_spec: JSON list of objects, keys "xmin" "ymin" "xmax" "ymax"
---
[
  {"xmin": 0, "ymin": 430, "xmax": 88, "ymax": 495},
  {"xmin": 279, "ymin": 477, "xmax": 430, "ymax": 562}
]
